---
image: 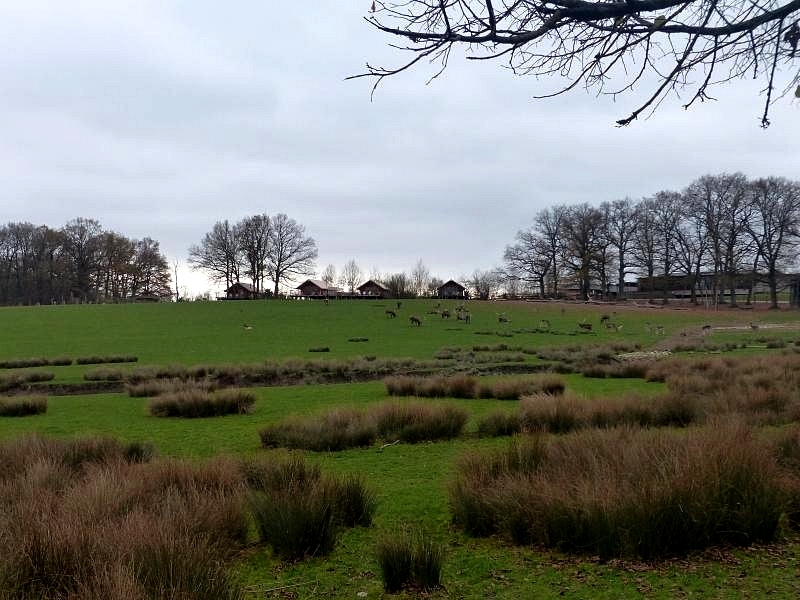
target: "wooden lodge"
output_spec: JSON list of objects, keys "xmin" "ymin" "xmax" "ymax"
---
[
  {"xmin": 357, "ymin": 280, "xmax": 389, "ymax": 298},
  {"xmin": 438, "ymin": 280, "xmax": 467, "ymax": 300},
  {"xmin": 223, "ymin": 282, "xmax": 262, "ymax": 300}
]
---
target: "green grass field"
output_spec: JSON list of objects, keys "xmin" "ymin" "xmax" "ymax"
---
[{"xmin": 2, "ymin": 298, "xmax": 800, "ymax": 598}]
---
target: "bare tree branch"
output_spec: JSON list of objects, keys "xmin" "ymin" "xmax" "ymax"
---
[{"xmin": 352, "ymin": 1, "xmax": 800, "ymax": 125}]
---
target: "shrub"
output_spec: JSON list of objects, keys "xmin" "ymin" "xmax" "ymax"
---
[{"xmin": 0, "ymin": 395, "xmax": 47, "ymax": 417}]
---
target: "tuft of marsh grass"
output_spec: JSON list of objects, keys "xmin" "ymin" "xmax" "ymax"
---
[
  {"xmin": 0, "ymin": 395, "xmax": 47, "ymax": 417},
  {"xmin": 148, "ymin": 389, "xmax": 255, "ymax": 418},
  {"xmin": 449, "ymin": 420, "xmax": 795, "ymax": 559},
  {"xmin": 376, "ymin": 529, "xmax": 444, "ymax": 593},
  {"xmin": 259, "ymin": 401, "xmax": 469, "ymax": 451}
]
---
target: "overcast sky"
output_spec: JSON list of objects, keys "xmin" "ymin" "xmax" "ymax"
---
[{"xmin": 1, "ymin": 2, "xmax": 798, "ymax": 296}]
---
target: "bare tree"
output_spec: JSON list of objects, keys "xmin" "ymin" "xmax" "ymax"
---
[
  {"xmin": 188, "ymin": 220, "xmax": 241, "ymax": 290},
  {"xmin": 673, "ymin": 194, "xmax": 711, "ymax": 304},
  {"xmin": 562, "ymin": 203, "xmax": 604, "ymax": 300},
  {"xmin": 266, "ymin": 213, "xmax": 318, "ymax": 296},
  {"xmin": 236, "ymin": 214, "xmax": 271, "ymax": 294},
  {"xmin": 321, "ymin": 264, "xmax": 337, "ymax": 287},
  {"xmin": 652, "ymin": 191, "xmax": 684, "ymax": 302},
  {"xmin": 747, "ymin": 177, "xmax": 800, "ymax": 307},
  {"xmin": 687, "ymin": 173, "xmax": 753, "ymax": 305},
  {"xmin": 602, "ymin": 198, "xmax": 638, "ymax": 299},
  {"xmin": 469, "ymin": 269, "xmax": 501, "ymax": 300},
  {"xmin": 340, "ymin": 259, "xmax": 362, "ymax": 292},
  {"xmin": 631, "ymin": 198, "xmax": 659, "ymax": 281},
  {"xmin": 411, "ymin": 258, "xmax": 431, "ymax": 297},
  {"xmin": 131, "ymin": 237, "xmax": 172, "ymax": 299},
  {"xmin": 503, "ymin": 228, "xmax": 551, "ymax": 297},
  {"xmin": 384, "ymin": 271, "xmax": 412, "ymax": 298},
  {"xmin": 61, "ymin": 217, "xmax": 102, "ymax": 301},
  {"xmin": 353, "ymin": 1, "xmax": 800, "ymax": 127},
  {"xmin": 534, "ymin": 205, "xmax": 567, "ymax": 296}
]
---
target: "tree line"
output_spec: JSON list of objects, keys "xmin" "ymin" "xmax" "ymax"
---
[
  {"xmin": 0, "ymin": 218, "xmax": 172, "ymax": 305},
  {"xmin": 188, "ymin": 213, "xmax": 318, "ymax": 297},
  {"xmin": 502, "ymin": 173, "xmax": 800, "ymax": 308}
]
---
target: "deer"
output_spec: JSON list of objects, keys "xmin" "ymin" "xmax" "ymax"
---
[
  {"xmin": 409, "ymin": 315, "xmax": 422, "ymax": 326},
  {"xmin": 385, "ymin": 309, "xmax": 397, "ymax": 318}
]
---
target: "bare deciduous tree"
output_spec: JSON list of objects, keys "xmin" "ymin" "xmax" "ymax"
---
[
  {"xmin": 267, "ymin": 213, "xmax": 318, "ymax": 296},
  {"xmin": 236, "ymin": 214, "xmax": 271, "ymax": 294},
  {"xmin": 353, "ymin": 1, "xmax": 800, "ymax": 126},
  {"xmin": 321, "ymin": 263, "xmax": 337, "ymax": 287},
  {"xmin": 503, "ymin": 229, "xmax": 552, "ymax": 297},
  {"xmin": 411, "ymin": 258, "xmax": 431, "ymax": 297},
  {"xmin": 340, "ymin": 259, "xmax": 362, "ymax": 292},
  {"xmin": 602, "ymin": 198, "xmax": 638, "ymax": 299},
  {"xmin": 747, "ymin": 177, "xmax": 800, "ymax": 307},
  {"xmin": 188, "ymin": 220, "xmax": 241, "ymax": 290}
]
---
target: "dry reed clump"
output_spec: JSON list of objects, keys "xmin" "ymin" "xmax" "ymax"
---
[
  {"xmin": 0, "ymin": 356, "xmax": 72, "ymax": 369},
  {"xmin": 372, "ymin": 402, "xmax": 469, "ymax": 443},
  {"xmin": 148, "ymin": 389, "xmax": 256, "ymax": 418},
  {"xmin": 127, "ymin": 378, "xmax": 218, "ymax": 398},
  {"xmin": 75, "ymin": 355, "xmax": 138, "ymax": 365},
  {"xmin": 244, "ymin": 455, "xmax": 376, "ymax": 560},
  {"xmin": 83, "ymin": 367, "xmax": 128, "ymax": 381},
  {"xmin": 476, "ymin": 410, "xmax": 523, "ymax": 437},
  {"xmin": 449, "ymin": 420, "xmax": 795, "ymax": 559},
  {"xmin": 646, "ymin": 353, "xmax": 800, "ymax": 425},
  {"xmin": 259, "ymin": 408, "xmax": 376, "ymax": 452},
  {"xmin": 0, "ymin": 435, "xmax": 375, "ymax": 598},
  {"xmin": 0, "ymin": 370, "xmax": 55, "ymax": 391},
  {"xmin": 503, "ymin": 392, "xmax": 704, "ymax": 437},
  {"xmin": 0, "ymin": 395, "xmax": 47, "ymax": 417},
  {"xmin": 259, "ymin": 401, "xmax": 469, "ymax": 451},
  {"xmin": 386, "ymin": 374, "xmax": 566, "ymax": 401}
]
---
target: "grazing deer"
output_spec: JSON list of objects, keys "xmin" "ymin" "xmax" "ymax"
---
[
  {"xmin": 409, "ymin": 315, "xmax": 422, "ymax": 326},
  {"xmin": 749, "ymin": 322, "xmax": 759, "ymax": 330},
  {"xmin": 497, "ymin": 313, "xmax": 510, "ymax": 323},
  {"xmin": 654, "ymin": 325, "xmax": 665, "ymax": 335},
  {"xmin": 385, "ymin": 309, "xmax": 396, "ymax": 318},
  {"xmin": 701, "ymin": 324, "xmax": 712, "ymax": 335},
  {"xmin": 600, "ymin": 314, "xmax": 610, "ymax": 325},
  {"xmin": 441, "ymin": 309, "xmax": 451, "ymax": 319}
]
